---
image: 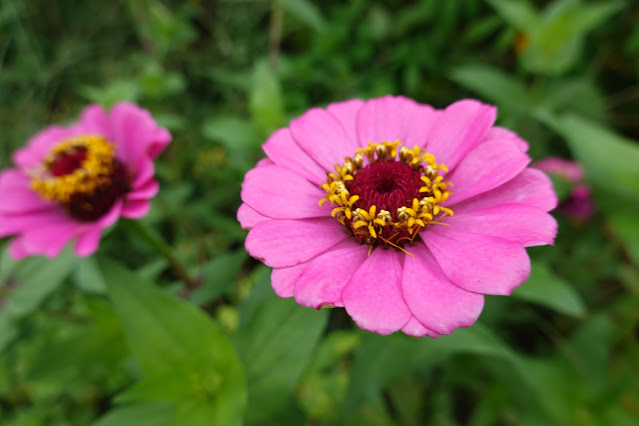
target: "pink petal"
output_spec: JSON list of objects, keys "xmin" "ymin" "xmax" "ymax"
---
[
  {"xmin": 446, "ymin": 204, "xmax": 557, "ymax": 247},
  {"xmin": 326, "ymin": 99, "xmax": 365, "ymax": 147},
  {"xmin": 533, "ymin": 157, "xmax": 584, "ymax": 182},
  {"xmin": 356, "ymin": 95, "xmax": 437, "ymax": 148},
  {"xmin": 452, "ymin": 168, "xmax": 557, "ymax": 213},
  {"xmin": 0, "ymin": 169, "xmax": 31, "ymax": 191},
  {"xmin": 262, "ymin": 128, "xmax": 327, "ymax": 185},
  {"xmin": 110, "ymin": 102, "xmax": 171, "ymax": 171},
  {"xmin": 20, "ymin": 222, "xmax": 78, "ymax": 258},
  {"xmin": 245, "ymin": 218, "xmax": 348, "ymax": 268},
  {"xmin": 237, "ymin": 203, "xmax": 270, "ymax": 229},
  {"xmin": 425, "ymin": 228, "xmax": 531, "ymax": 296},
  {"xmin": 484, "ymin": 126, "xmax": 528, "ymax": 152},
  {"xmin": 445, "ymin": 139, "xmax": 530, "ymax": 205},
  {"xmin": 0, "ymin": 209, "xmax": 70, "ymax": 237},
  {"xmin": 401, "ymin": 317, "xmax": 441, "ymax": 338},
  {"xmin": 127, "ymin": 178, "xmax": 159, "ymax": 201},
  {"xmin": 130, "ymin": 158, "xmax": 155, "ymax": 188},
  {"xmin": 120, "ymin": 200, "xmax": 150, "ymax": 219},
  {"xmin": 97, "ymin": 199, "xmax": 123, "ymax": 227},
  {"xmin": 13, "ymin": 126, "xmax": 70, "ymax": 170},
  {"xmin": 289, "ymin": 108, "xmax": 359, "ymax": 173},
  {"xmin": 294, "ymin": 243, "xmax": 368, "ymax": 308},
  {"xmin": 256, "ymin": 158, "xmax": 274, "ymax": 168},
  {"xmin": 72, "ymin": 104, "xmax": 112, "ymax": 139},
  {"xmin": 342, "ymin": 249, "xmax": 411, "ymax": 335},
  {"xmin": 9, "ymin": 237, "xmax": 28, "ymax": 260},
  {"xmin": 75, "ymin": 228, "xmax": 103, "ymax": 257},
  {"xmin": 403, "ymin": 243, "xmax": 484, "ymax": 334},
  {"xmin": 0, "ymin": 170, "xmax": 54, "ymax": 213},
  {"xmin": 241, "ymin": 165, "xmax": 329, "ymax": 219},
  {"xmin": 271, "ymin": 261, "xmax": 310, "ymax": 298},
  {"xmin": 424, "ymin": 99, "xmax": 496, "ymax": 170}
]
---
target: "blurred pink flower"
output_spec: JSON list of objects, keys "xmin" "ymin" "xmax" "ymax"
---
[
  {"xmin": 534, "ymin": 157, "xmax": 594, "ymax": 221},
  {"xmin": 238, "ymin": 96, "xmax": 557, "ymax": 337},
  {"xmin": 0, "ymin": 102, "xmax": 171, "ymax": 259},
  {"xmin": 533, "ymin": 157, "xmax": 583, "ymax": 183}
]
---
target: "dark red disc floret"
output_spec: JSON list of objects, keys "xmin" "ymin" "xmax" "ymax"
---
[{"xmin": 347, "ymin": 160, "xmax": 423, "ymax": 213}]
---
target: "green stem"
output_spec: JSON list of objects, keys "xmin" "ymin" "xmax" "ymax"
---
[
  {"xmin": 124, "ymin": 220, "xmax": 199, "ymax": 290},
  {"xmin": 268, "ymin": 0, "xmax": 283, "ymax": 71}
]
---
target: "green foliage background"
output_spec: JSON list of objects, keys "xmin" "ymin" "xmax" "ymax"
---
[{"xmin": 1, "ymin": 0, "xmax": 639, "ymax": 424}]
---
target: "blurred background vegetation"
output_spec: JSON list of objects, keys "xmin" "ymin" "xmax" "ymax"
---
[{"xmin": 1, "ymin": 0, "xmax": 639, "ymax": 425}]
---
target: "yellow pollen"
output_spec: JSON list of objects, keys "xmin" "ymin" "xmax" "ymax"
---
[
  {"xmin": 320, "ymin": 140, "xmax": 454, "ymax": 249},
  {"xmin": 31, "ymin": 135, "xmax": 116, "ymax": 203}
]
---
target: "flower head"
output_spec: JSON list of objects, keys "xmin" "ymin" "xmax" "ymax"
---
[
  {"xmin": 0, "ymin": 102, "xmax": 171, "ymax": 259},
  {"xmin": 238, "ymin": 96, "xmax": 557, "ymax": 337}
]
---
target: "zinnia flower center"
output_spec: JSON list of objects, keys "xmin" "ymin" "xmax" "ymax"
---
[
  {"xmin": 31, "ymin": 135, "xmax": 130, "ymax": 222},
  {"xmin": 320, "ymin": 141, "xmax": 453, "ymax": 249}
]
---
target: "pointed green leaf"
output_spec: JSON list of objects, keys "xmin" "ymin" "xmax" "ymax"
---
[
  {"xmin": 278, "ymin": 0, "xmax": 325, "ymax": 32},
  {"xmin": 343, "ymin": 324, "xmax": 568, "ymax": 425},
  {"xmin": 93, "ymin": 402, "xmax": 174, "ymax": 426},
  {"xmin": 234, "ymin": 276, "xmax": 328, "ymax": 422},
  {"xmin": 449, "ymin": 64, "xmax": 530, "ymax": 113},
  {"xmin": 544, "ymin": 114, "xmax": 639, "ymax": 265},
  {"xmin": 102, "ymin": 260, "xmax": 246, "ymax": 425},
  {"xmin": 4, "ymin": 247, "xmax": 77, "ymax": 318},
  {"xmin": 512, "ymin": 261, "xmax": 586, "ymax": 317},
  {"xmin": 552, "ymin": 114, "xmax": 639, "ymax": 201},
  {"xmin": 249, "ymin": 60, "xmax": 285, "ymax": 135},
  {"xmin": 487, "ymin": 0, "xmax": 539, "ymax": 31}
]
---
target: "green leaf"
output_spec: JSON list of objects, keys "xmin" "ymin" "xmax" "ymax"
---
[
  {"xmin": 543, "ymin": 114, "xmax": 639, "ymax": 265},
  {"xmin": 519, "ymin": 0, "xmax": 624, "ymax": 75},
  {"xmin": 0, "ymin": 243, "xmax": 17, "ymax": 284},
  {"xmin": 102, "ymin": 260, "xmax": 246, "ymax": 426},
  {"xmin": 190, "ymin": 250, "xmax": 248, "ymax": 306},
  {"xmin": 342, "ymin": 332, "xmax": 435, "ymax": 415},
  {"xmin": 4, "ymin": 247, "xmax": 77, "ymax": 318},
  {"xmin": 512, "ymin": 261, "xmax": 586, "ymax": 317},
  {"xmin": 449, "ymin": 64, "xmax": 530, "ymax": 113},
  {"xmin": 343, "ymin": 325, "xmax": 570, "ymax": 424},
  {"xmin": 555, "ymin": 1, "xmax": 625, "ymax": 35},
  {"xmin": 344, "ymin": 325, "xmax": 519, "ymax": 415},
  {"xmin": 305, "ymin": 330, "xmax": 361, "ymax": 373},
  {"xmin": 487, "ymin": 0, "xmax": 539, "ymax": 31},
  {"xmin": 73, "ymin": 256, "xmax": 107, "ymax": 294},
  {"xmin": 0, "ymin": 315, "xmax": 17, "ymax": 354},
  {"xmin": 607, "ymin": 210, "xmax": 639, "ymax": 267},
  {"xmin": 234, "ymin": 277, "xmax": 329, "ymax": 422},
  {"xmin": 93, "ymin": 402, "xmax": 174, "ymax": 426},
  {"xmin": 564, "ymin": 314, "xmax": 612, "ymax": 390},
  {"xmin": 545, "ymin": 114, "xmax": 639, "ymax": 201},
  {"xmin": 26, "ymin": 299, "xmax": 128, "ymax": 383},
  {"xmin": 249, "ymin": 60, "xmax": 285, "ymax": 135},
  {"xmin": 79, "ymin": 79, "xmax": 139, "ymax": 107},
  {"xmin": 278, "ymin": 0, "xmax": 325, "ymax": 32},
  {"xmin": 202, "ymin": 116, "xmax": 260, "ymax": 153}
]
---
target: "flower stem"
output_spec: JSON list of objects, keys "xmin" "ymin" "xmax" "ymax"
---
[
  {"xmin": 268, "ymin": 0, "xmax": 283, "ymax": 71},
  {"xmin": 124, "ymin": 220, "xmax": 199, "ymax": 290}
]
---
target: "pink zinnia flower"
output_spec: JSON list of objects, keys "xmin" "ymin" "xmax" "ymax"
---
[
  {"xmin": 533, "ymin": 157, "xmax": 594, "ymax": 221},
  {"xmin": 238, "ymin": 96, "xmax": 557, "ymax": 337},
  {"xmin": 0, "ymin": 102, "xmax": 171, "ymax": 259}
]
